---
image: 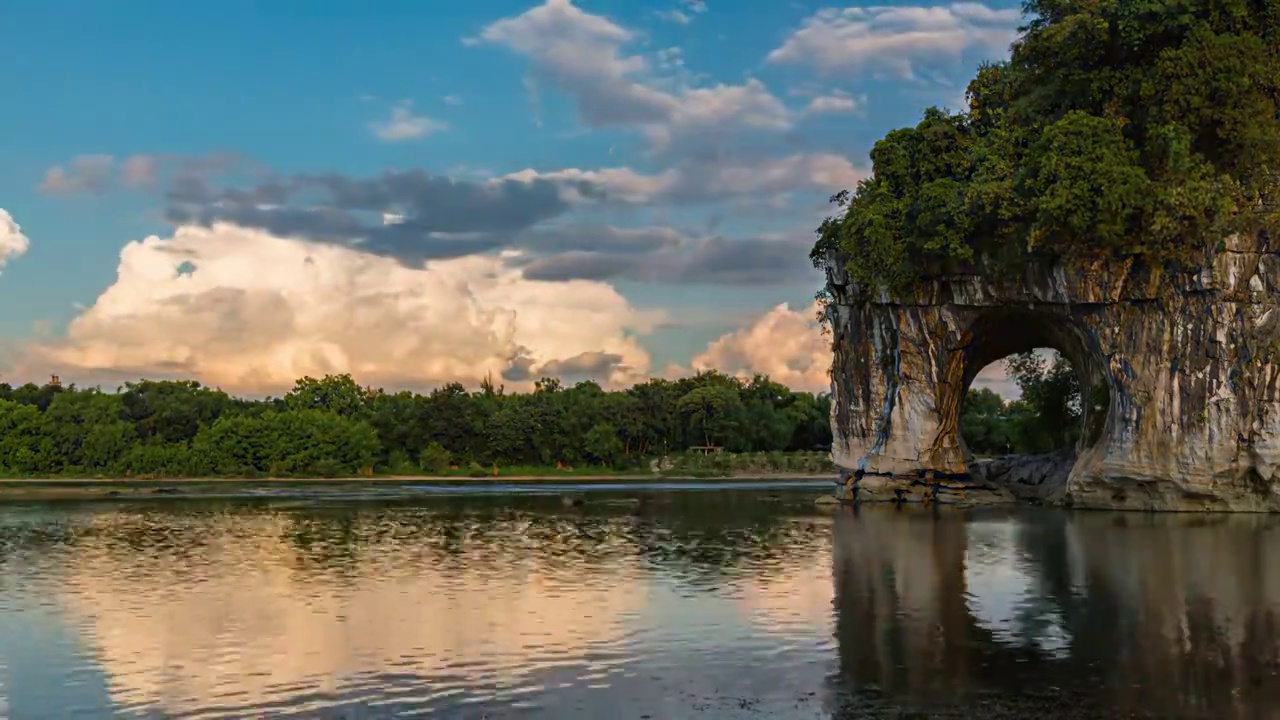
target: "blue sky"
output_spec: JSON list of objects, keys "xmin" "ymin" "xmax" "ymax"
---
[{"xmin": 0, "ymin": 0, "xmax": 1023, "ymax": 395}]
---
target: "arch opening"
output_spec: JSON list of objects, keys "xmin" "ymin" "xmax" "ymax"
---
[
  {"xmin": 961, "ymin": 349, "xmax": 1104, "ymax": 458},
  {"xmin": 951, "ymin": 309, "xmax": 1113, "ymax": 500}
]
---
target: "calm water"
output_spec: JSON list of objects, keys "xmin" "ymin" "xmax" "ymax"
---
[{"xmin": 0, "ymin": 488, "xmax": 1278, "ymax": 719}]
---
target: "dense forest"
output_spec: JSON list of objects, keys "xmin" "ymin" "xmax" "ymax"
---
[
  {"xmin": 0, "ymin": 353, "xmax": 1079, "ymax": 478},
  {"xmin": 813, "ymin": 0, "xmax": 1280, "ymax": 292}
]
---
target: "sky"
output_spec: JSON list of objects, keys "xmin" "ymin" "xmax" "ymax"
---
[{"xmin": 0, "ymin": 0, "xmax": 1026, "ymax": 397}]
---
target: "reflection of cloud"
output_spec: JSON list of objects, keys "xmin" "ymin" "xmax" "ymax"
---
[
  {"xmin": 964, "ymin": 520, "xmax": 1070, "ymax": 658},
  {"xmin": 732, "ymin": 519, "xmax": 834, "ymax": 637},
  {"xmin": 55, "ymin": 512, "xmax": 646, "ymax": 715}
]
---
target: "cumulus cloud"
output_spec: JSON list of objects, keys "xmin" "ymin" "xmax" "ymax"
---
[
  {"xmin": 685, "ymin": 300, "xmax": 1024, "ymax": 397},
  {"xmin": 767, "ymin": 3, "xmax": 1022, "ymax": 79},
  {"xmin": 14, "ymin": 223, "xmax": 660, "ymax": 395},
  {"xmin": 690, "ymin": 302, "xmax": 831, "ymax": 392},
  {"xmin": 470, "ymin": 0, "xmax": 791, "ymax": 154},
  {"xmin": 0, "ymin": 209, "xmax": 31, "ymax": 273},
  {"xmin": 369, "ymin": 103, "xmax": 448, "ymax": 141}
]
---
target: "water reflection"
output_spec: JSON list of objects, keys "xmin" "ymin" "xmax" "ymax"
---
[
  {"xmin": 0, "ymin": 494, "xmax": 1278, "ymax": 718},
  {"xmin": 831, "ymin": 507, "xmax": 1280, "ymax": 718},
  {"xmin": 0, "ymin": 494, "xmax": 839, "ymax": 718}
]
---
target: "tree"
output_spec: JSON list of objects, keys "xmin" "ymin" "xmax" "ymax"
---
[
  {"xmin": 284, "ymin": 374, "xmax": 370, "ymax": 418},
  {"xmin": 677, "ymin": 384, "xmax": 744, "ymax": 448},
  {"xmin": 960, "ymin": 388, "xmax": 1014, "ymax": 456},
  {"xmin": 1005, "ymin": 351, "xmax": 1080, "ymax": 451},
  {"xmin": 815, "ymin": 0, "xmax": 1280, "ymax": 292}
]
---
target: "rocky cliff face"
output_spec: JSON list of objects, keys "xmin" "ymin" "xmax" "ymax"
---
[{"xmin": 823, "ymin": 231, "xmax": 1280, "ymax": 511}]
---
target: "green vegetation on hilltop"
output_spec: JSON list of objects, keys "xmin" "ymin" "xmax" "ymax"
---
[
  {"xmin": 0, "ymin": 372, "xmax": 833, "ymax": 479},
  {"xmin": 813, "ymin": 0, "xmax": 1280, "ymax": 293}
]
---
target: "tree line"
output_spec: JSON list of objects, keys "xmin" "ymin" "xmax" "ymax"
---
[
  {"xmin": 0, "ymin": 371, "xmax": 833, "ymax": 478},
  {"xmin": 0, "ymin": 350, "xmax": 1085, "ymax": 478}
]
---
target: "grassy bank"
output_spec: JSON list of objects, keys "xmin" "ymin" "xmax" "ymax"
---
[
  {"xmin": 0, "ymin": 451, "xmax": 837, "ymax": 500},
  {"xmin": 0, "ymin": 451, "xmax": 836, "ymax": 482},
  {"xmin": 0, "ymin": 474, "xmax": 834, "ymax": 502}
]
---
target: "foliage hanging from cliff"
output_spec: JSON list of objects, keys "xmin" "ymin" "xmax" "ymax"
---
[{"xmin": 813, "ymin": 0, "xmax": 1280, "ymax": 292}]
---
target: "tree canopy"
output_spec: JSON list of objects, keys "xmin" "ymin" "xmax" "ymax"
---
[
  {"xmin": 814, "ymin": 0, "xmax": 1280, "ymax": 292},
  {"xmin": 0, "ymin": 372, "xmax": 834, "ymax": 478}
]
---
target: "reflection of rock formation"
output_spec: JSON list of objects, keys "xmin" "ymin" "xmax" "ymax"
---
[
  {"xmin": 830, "ymin": 506, "xmax": 1280, "ymax": 717},
  {"xmin": 1065, "ymin": 513, "xmax": 1280, "ymax": 718},
  {"xmin": 54, "ymin": 510, "xmax": 648, "ymax": 715},
  {"xmin": 831, "ymin": 507, "xmax": 974, "ymax": 700}
]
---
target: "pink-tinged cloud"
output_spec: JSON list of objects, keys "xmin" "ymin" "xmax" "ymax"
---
[{"xmin": 691, "ymin": 301, "xmax": 832, "ymax": 392}]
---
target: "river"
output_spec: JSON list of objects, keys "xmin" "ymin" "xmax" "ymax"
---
[{"xmin": 0, "ymin": 486, "xmax": 1277, "ymax": 718}]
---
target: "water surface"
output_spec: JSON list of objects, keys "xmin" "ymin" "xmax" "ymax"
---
[{"xmin": 0, "ymin": 488, "xmax": 1277, "ymax": 718}]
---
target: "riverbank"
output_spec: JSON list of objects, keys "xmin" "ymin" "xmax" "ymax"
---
[{"xmin": 0, "ymin": 472, "xmax": 837, "ymax": 501}]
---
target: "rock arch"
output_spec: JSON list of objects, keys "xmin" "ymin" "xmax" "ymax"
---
[
  {"xmin": 823, "ymin": 232, "xmax": 1280, "ymax": 511},
  {"xmin": 953, "ymin": 308, "xmax": 1110, "ymax": 459}
]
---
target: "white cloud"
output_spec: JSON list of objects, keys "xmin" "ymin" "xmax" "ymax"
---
[
  {"xmin": 690, "ymin": 301, "xmax": 831, "ymax": 392},
  {"xmin": 645, "ymin": 78, "xmax": 791, "ymax": 153},
  {"xmin": 0, "ymin": 209, "xmax": 31, "ymax": 274},
  {"xmin": 16, "ymin": 223, "xmax": 660, "ymax": 394},
  {"xmin": 767, "ymin": 3, "xmax": 1021, "ymax": 79},
  {"xmin": 369, "ymin": 105, "xmax": 448, "ymax": 141},
  {"xmin": 503, "ymin": 166, "xmax": 681, "ymax": 204},
  {"xmin": 471, "ymin": 0, "xmax": 793, "ymax": 152},
  {"xmin": 805, "ymin": 91, "xmax": 860, "ymax": 114},
  {"xmin": 442, "ymin": 94, "xmax": 463, "ymax": 106},
  {"xmin": 656, "ymin": 9, "xmax": 690, "ymax": 24},
  {"xmin": 503, "ymin": 152, "xmax": 866, "ymax": 205}
]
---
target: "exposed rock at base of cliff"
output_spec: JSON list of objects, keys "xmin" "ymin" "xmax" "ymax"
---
[
  {"xmin": 969, "ymin": 450, "xmax": 1074, "ymax": 504},
  {"xmin": 823, "ymin": 231, "xmax": 1280, "ymax": 512}
]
